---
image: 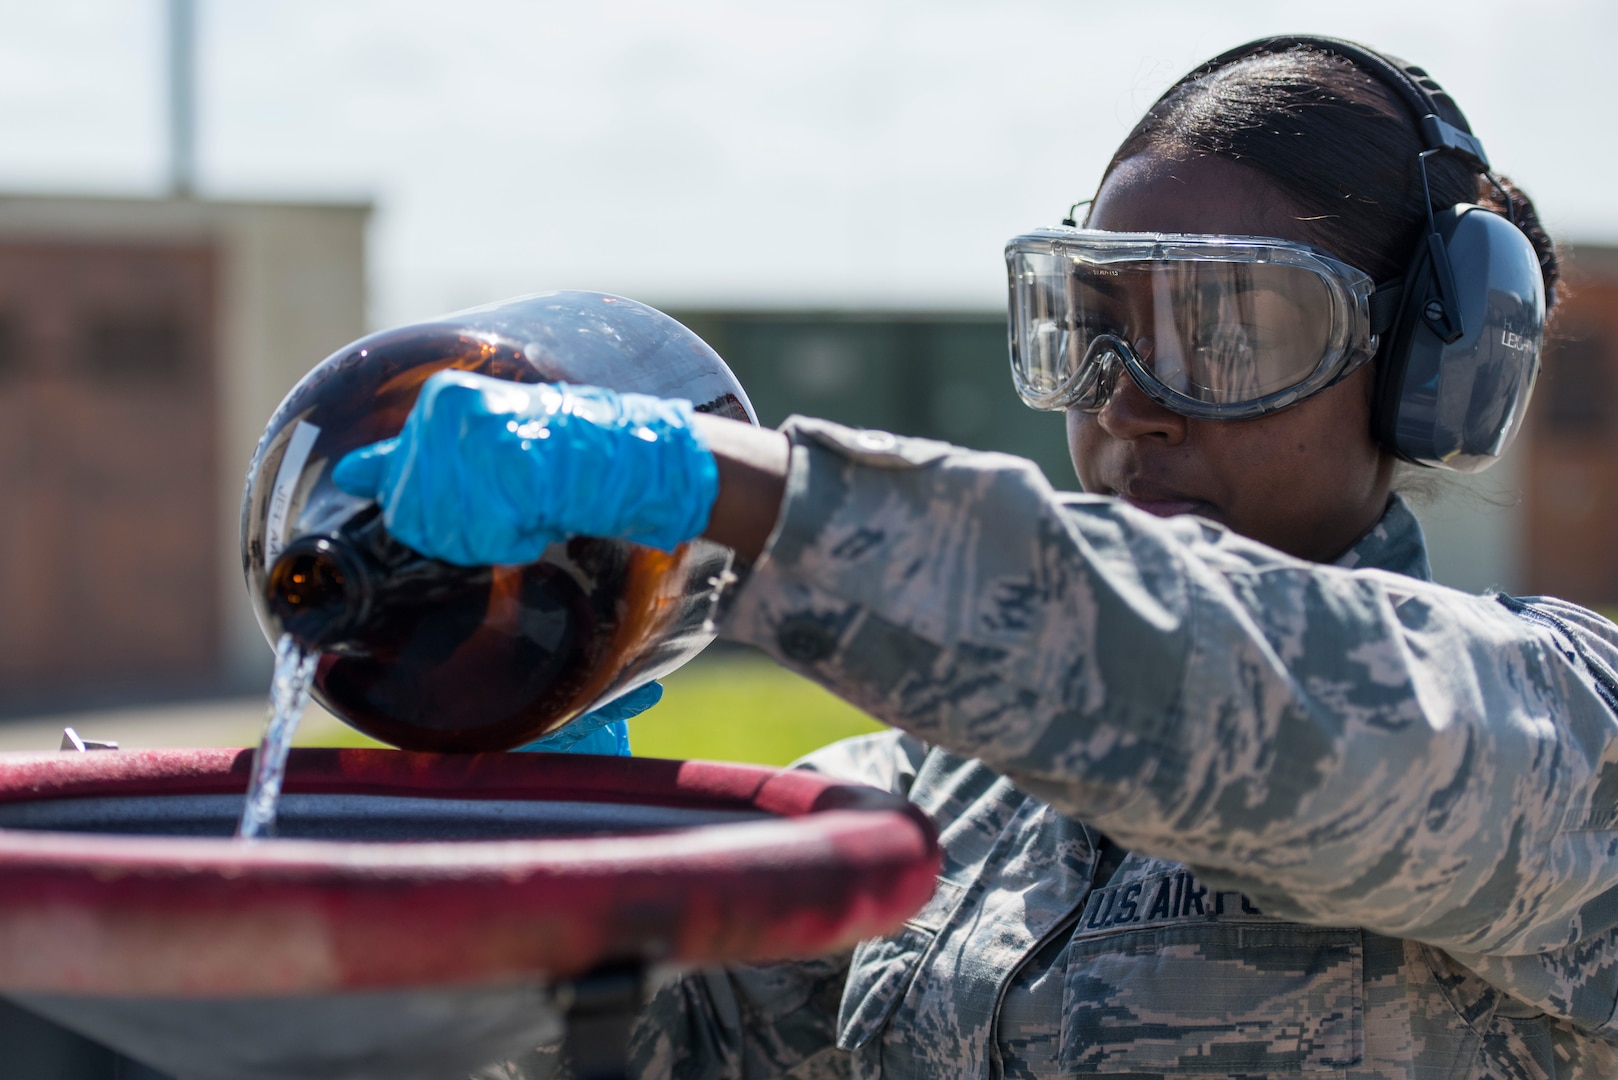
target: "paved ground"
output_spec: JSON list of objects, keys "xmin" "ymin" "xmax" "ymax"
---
[{"xmin": 0, "ymin": 696, "xmax": 356, "ymax": 754}]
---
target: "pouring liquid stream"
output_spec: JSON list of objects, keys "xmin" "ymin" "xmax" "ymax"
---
[{"xmin": 237, "ymin": 633, "xmax": 320, "ymax": 840}]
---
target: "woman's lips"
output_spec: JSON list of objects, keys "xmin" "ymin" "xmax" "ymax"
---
[
  {"xmin": 1107, "ymin": 485, "xmax": 1218, "ymax": 520},
  {"xmin": 1123, "ymin": 495, "xmax": 1211, "ymax": 518}
]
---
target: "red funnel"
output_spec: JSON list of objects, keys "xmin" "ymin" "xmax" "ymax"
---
[{"xmin": 0, "ymin": 749, "xmax": 939, "ymax": 1079}]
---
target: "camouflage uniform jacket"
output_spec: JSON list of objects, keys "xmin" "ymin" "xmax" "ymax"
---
[{"xmin": 629, "ymin": 418, "xmax": 1618, "ymax": 1080}]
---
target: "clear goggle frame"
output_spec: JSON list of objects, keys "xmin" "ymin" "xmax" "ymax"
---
[{"xmin": 1006, "ymin": 228, "xmax": 1387, "ymax": 420}]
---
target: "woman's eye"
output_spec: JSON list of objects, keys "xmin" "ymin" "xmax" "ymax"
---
[
  {"xmin": 1189, "ymin": 326, "xmax": 1255, "ymax": 355},
  {"xmin": 1186, "ymin": 327, "xmax": 1259, "ymax": 382},
  {"xmin": 1072, "ymin": 316, "xmax": 1117, "ymax": 337}
]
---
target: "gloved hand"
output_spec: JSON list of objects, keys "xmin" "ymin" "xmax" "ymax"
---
[
  {"xmin": 332, "ymin": 371, "xmax": 719, "ymax": 566},
  {"xmin": 514, "ymin": 681, "xmax": 663, "ymax": 755}
]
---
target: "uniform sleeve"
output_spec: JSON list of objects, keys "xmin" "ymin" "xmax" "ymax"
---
[{"xmin": 720, "ymin": 419, "xmax": 1618, "ymax": 978}]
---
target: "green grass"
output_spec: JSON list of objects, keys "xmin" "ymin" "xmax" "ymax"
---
[
  {"xmin": 631, "ymin": 654, "xmax": 885, "ymax": 764},
  {"xmin": 301, "ymin": 653, "xmax": 886, "ymax": 765}
]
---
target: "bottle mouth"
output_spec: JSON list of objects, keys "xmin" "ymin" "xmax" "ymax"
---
[{"xmin": 266, "ymin": 536, "xmax": 371, "ymax": 648}]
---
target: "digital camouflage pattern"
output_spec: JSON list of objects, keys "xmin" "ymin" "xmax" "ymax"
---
[{"xmin": 482, "ymin": 417, "xmax": 1618, "ymax": 1080}]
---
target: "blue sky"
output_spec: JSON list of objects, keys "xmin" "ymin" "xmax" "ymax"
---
[{"xmin": 0, "ymin": 0, "xmax": 1611, "ymax": 325}]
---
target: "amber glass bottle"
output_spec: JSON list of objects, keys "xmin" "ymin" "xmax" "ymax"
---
[{"xmin": 240, "ymin": 292, "xmax": 754, "ymax": 752}]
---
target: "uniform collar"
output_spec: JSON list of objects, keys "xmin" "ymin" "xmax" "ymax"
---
[{"xmin": 1332, "ymin": 494, "xmax": 1433, "ymax": 582}]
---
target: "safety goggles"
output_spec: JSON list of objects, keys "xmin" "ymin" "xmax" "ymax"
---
[{"xmin": 1006, "ymin": 228, "xmax": 1400, "ymax": 420}]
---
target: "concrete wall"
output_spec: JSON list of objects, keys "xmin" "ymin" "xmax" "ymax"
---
[{"xmin": 0, "ymin": 194, "xmax": 369, "ymax": 692}]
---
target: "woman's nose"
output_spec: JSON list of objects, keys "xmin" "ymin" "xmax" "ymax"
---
[{"xmin": 1094, "ymin": 367, "xmax": 1189, "ymax": 444}]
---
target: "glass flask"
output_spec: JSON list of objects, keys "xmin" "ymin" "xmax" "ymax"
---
[{"xmin": 240, "ymin": 292, "xmax": 754, "ymax": 751}]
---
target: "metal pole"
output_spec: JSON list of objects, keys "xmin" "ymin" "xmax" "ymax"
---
[{"xmin": 168, "ymin": 0, "xmax": 196, "ymax": 197}]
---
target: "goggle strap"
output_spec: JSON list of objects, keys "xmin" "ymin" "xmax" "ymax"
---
[{"xmin": 1369, "ymin": 281, "xmax": 1404, "ymax": 336}]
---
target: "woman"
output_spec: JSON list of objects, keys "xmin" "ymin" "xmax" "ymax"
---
[{"xmin": 337, "ymin": 37, "xmax": 1618, "ymax": 1079}]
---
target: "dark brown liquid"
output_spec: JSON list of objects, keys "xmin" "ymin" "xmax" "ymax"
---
[{"xmin": 242, "ymin": 314, "xmax": 749, "ymax": 752}]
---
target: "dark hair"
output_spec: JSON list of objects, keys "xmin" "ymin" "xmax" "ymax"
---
[{"xmin": 1100, "ymin": 47, "xmax": 1561, "ymax": 311}]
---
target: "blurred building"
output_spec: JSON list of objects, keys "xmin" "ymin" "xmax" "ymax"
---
[
  {"xmin": 1518, "ymin": 244, "xmax": 1618, "ymax": 605},
  {"xmin": 0, "ymin": 194, "xmax": 367, "ymax": 714},
  {"xmin": 672, "ymin": 311, "xmax": 1071, "ymax": 484}
]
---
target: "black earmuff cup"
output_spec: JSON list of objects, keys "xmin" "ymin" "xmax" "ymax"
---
[{"xmin": 1373, "ymin": 205, "xmax": 1546, "ymax": 471}]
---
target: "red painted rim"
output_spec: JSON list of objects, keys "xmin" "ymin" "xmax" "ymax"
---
[{"xmin": 0, "ymin": 749, "xmax": 939, "ymax": 996}]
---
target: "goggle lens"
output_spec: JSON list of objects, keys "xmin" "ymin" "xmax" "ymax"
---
[{"xmin": 1009, "ymin": 232, "xmax": 1376, "ymax": 419}]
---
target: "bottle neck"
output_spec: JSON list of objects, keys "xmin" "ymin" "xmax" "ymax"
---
[
  {"xmin": 265, "ymin": 534, "xmax": 377, "ymax": 649},
  {"xmin": 265, "ymin": 513, "xmax": 496, "ymax": 652}
]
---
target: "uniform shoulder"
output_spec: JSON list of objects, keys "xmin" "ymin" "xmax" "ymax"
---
[
  {"xmin": 792, "ymin": 729, "xmax": 928, "ymax": 797},
  {"xmin": 1494, "ymin": 594, "xmax": 1618, "ymax": 706},
  {"xmin": 1496, "ymin": 595, "xmax": 1618, "ymax": 646}
]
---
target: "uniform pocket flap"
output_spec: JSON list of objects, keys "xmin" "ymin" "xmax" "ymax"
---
[{"xmin": 1059, "ymin": 923, "xmax": 1363, "ymax": 1074}]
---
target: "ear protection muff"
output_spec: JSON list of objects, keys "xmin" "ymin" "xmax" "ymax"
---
[
  {"xmin": 1180, "ymin": 36, "xmax": 1548, "ymax": 471},
  {"xmin": 1375, "ymin": 203, "xmax": 1545, "ymax": 470}
]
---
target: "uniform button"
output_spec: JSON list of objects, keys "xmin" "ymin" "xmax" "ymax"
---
[
  {"xmin": 777, "ymin": 616, "xmax": 839, "ymax": 663},
  {"xmin": 853, "ymin": 430, "xmax": 898, "ymax": 453}
]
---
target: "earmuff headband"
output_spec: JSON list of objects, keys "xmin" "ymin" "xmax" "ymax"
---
[{"xmin": 1180, "ymin": 36, "xmax": 1485, "ymax": 165}]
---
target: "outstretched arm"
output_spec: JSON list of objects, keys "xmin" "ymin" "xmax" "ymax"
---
[
  {"xmin": 690, "ymin": 414, "xmax": 789, "ymax": 562},
  {"xmin": 718, "ymin": 417, "xmax": 1618, "ymax": 991}
]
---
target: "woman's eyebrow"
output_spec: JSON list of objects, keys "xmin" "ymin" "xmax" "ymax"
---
[{"xmin": 1068, "ymin": 272, "xmax": 1133, "ymax": 301}]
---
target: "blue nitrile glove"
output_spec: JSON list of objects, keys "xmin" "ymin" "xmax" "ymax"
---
[
  {"xmin": 514, "ymin": 681, "xmax": 663, "ymax": 755},
  {"xmin": 332, "ymin": 371, "xmax": 719, "ymax": 567}
]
